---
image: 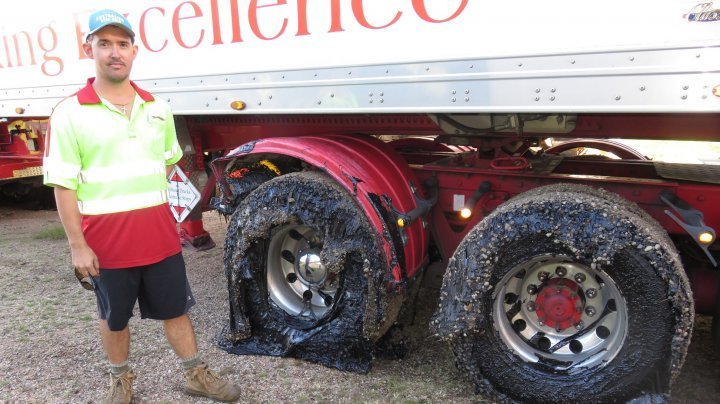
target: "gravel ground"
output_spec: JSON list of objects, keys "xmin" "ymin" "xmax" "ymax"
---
[{"xmin": 0, "ymin": 206, "xmax": 718, "ymax": 403}]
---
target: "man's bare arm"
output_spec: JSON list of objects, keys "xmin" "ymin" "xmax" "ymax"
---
[{"xmin": 54, "ymin": 186, "xmax": 99, "ymax": 277}]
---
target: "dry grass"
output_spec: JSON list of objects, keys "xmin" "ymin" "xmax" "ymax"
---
[{"xmin": 31, "ymin": 224, "xmax": 66, "ymax": 240}]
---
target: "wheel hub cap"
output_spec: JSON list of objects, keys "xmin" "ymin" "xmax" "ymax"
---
[
  {"xmin": 535, "ymin": 278, "xmax": 582, "ymax": 331},
  {"xmin": 296, "ymin": 251, "xmax": 326, "ymax": 285},
  {"xmin": 266, "ymin": 225, "xmax": 337, "ymax": 319},
  {"xmin": 492, "ymin": 256, "xmax": 628, "ymax": 371}
]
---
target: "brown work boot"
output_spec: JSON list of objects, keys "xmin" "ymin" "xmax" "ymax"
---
[
  {"xmin": 104, "ymin": 369, "xmax": 135, "ymax": 404},
  {"xmin": 184, "ymin": 363, "xmax": 241, "ymax": 402}
]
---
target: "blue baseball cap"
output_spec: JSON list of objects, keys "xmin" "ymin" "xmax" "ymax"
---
[{"xmin": 87, "ymin": 9, "xmax": 135, "ymax": 41}]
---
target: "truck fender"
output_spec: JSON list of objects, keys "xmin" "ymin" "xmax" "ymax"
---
[
  {"xmin": 212, "ymin": 134, "xmax": 431, "ymax": 344},
  {"xmin": 213, "ymin": 134, "xmax": 430, "ymax": 283}
]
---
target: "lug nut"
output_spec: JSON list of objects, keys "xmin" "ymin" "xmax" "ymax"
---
[
  {"xmin": 527, "ymin": 301, "xmax": 536, "ymax": 312},
  {"xmin": 575, "ymin": 321, "xmax": 584, "ymax": 330},
  {"xmin": 538, "ymin": 272, "xmax": 549, "ymax": 282},
  {"xmin": 302, "ymin": 290, "xmax": 313, "ymax": 301},
  {"xmin": 555, "ymin": 266, "xmax": 567, "ymax": 277},
  {"xmin": 286, "ymin": 273, "xmax": 298, "ymax": 283},
  {"xmin": 586, "ymin": 288, "xmax": 598, "ymax": 298},
  {"xmin": 585, "ymin": 306, "xmax": 597, "ymax": 317},
  {"xmin": 527, "ymin": 284, "xmax": 538, "ymax": 295},
  {"xmin": 318, "ymin": 290, "xmax": 333, "ymax": 307},
  {"xmin": 574, "ymin": 273, "xmax": 586, "ymax": 283}
]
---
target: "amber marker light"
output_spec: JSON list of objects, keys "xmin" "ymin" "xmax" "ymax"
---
[
  {"xmin": 698, "ymin": 231, "xmax": 715, "ymax": 245},
  {"xmin": 15, "ymin": 107, "xmax": 25, "ymax": 114},
  {"xmin": 230, "ymin": 101, "xmax": 246, "ymax": 110},
  {"xmin": 459, "ymin": 182, "xmax": 491, "ymax": 221},
  {"xmin": 397, "ymin": 217, "xmax": 407, "ymax": 228},
  {"xmin": 713, "ymin": 85, "xmax": 720, "ymax": 97}
]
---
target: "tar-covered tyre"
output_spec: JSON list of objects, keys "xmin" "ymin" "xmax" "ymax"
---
[
  {"xmin": 220, "ymin": 171, "xmax": 387, "ymax": 373},
  {"xmin": 432, "ymin": 185, "xmax": 693, "ymax": 403}
]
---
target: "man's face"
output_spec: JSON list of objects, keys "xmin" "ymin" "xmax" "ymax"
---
[{"xmin": 83, "ymin": 26, "xmax": 137, "ymax": 84}]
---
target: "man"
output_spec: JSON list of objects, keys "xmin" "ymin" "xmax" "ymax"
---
[{"xmin": 42, "ymin": 9, "xmax": 242, "ymax": 404}]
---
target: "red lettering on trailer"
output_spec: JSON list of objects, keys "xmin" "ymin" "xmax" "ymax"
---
[
  {"xmin": 140, "ymin": 7, "xmax": 169, "ymax": 52},
  {"xmin": 295, "ymin": 0, "xmax": 310, "ymax": 35},
  {"xmin": 37, "ymin": 26, "xmax": 62, "ymax": 76},
  {"xmin": 209, "ymin": 0, "xmax": 224, "ymax": 45},
  {"xmin": 7, "ymin": 32, "xmax": 36, "ymax": 67},
  {"xmin": 2, "ymin": 0, "xmax": 472, "ymax": 78},
  {"xmin": 248, "ymin": 0, "xmax": 289, "ymax": 41},
  {"xmin": 229, "ymin": 0, "xmax": 244, "ymax": 43},
  {"xmin": 413, "ymin": 0, "xmax": 469, "ymax": 23},
  {"xmin": 328, "ymin": 0, "xmax": 344, "ymax": 33},
  {"xmin": 0, "ymin": 24, "xmax": 61, "ymax": 76},
  {"xmin": 73, "ymin": 13, "xmax": 90, "ymax": 61},
  {"xmin": 352, "ymin": 0, "xmax": 402, "ymax": 30},
  {"xmin": 172, "ymin": 1, "xmax": 205, "ymax": 49}
]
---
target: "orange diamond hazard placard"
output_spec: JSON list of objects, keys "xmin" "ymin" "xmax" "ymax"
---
[{"xmin": 167, "ymin": 166, "xmax": 200, "ymax": 222}]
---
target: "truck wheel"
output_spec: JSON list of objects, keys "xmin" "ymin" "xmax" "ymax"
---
[
  {"xmin": 221, "ymin": 171, "xmax": 387, "ymax": 373},
  {"xmin": 433, "ymin": 187, "xmax": 693, "ymax": 403}
]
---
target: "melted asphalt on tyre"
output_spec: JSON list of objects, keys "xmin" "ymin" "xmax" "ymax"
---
[
  {"xmin": 216, "ymin": 172, "xmax": 396, "ymax": 374},
  {"xmin": 431, "ymin": 185, "xmax": 693, "ymax": 403}
]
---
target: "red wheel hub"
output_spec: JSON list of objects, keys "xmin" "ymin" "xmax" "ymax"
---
[{"xmin": 534, "ymin": 278, "xmax": 583, "ymax": 330}]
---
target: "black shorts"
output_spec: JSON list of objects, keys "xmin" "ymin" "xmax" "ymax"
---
[{"xmin": 93, "ymin": 253, "xmax": 196, "ymax": 331}]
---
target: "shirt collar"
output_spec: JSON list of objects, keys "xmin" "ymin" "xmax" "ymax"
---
[{"xmin": 76, "ymin": 77, "xmax": 155, "ymax": 105}]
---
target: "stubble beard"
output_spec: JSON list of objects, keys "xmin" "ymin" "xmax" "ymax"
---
[
  {"xmin": 99, "ymin": 66, "xmax": 131, "ymax": 85},
  {"xmin": 106, "ymin": 72, "xmax": 130, "ymax": 84}
]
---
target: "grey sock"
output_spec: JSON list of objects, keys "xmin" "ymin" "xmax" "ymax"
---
[
  {"xmin": 109, "ymin": 360, "xmax": 130, "ymax": 376},
  {"xmin": 181, "ymin": 354, "xmax": 203, "ymax": 370}
]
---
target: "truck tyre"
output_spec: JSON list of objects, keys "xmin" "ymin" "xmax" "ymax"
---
[
  {"xmin": 220, "ymin": 171, "xmax": 387, "ymax": 373},
  {"xmin": 432, "ymin": 186, "xmax": 693, "ymax": 403}
]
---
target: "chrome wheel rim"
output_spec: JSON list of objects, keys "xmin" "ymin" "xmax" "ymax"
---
[
  {"xmin": 492, "ymin": 255, "xmax": 628, "ymax": 371},
  {"xmin": 266, "ymin": 225, "xmax": 338, "ymax": 319}
]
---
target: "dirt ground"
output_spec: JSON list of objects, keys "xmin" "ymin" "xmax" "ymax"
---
[{"xmin": 0, "ymin": 204, "xmax": 718, "ymax": 403}]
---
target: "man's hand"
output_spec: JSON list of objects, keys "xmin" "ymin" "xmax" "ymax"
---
[{"xmin": 71, "ymin": 243, "xmax": 100, "ymax": 277}]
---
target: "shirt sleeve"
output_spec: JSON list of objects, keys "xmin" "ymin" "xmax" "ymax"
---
[
  {"xmin": 43, "ymin": 102, "xmax": 81, "ymax": 190},
  {"xmin": 164, "ymin": 104, "xmax": 183, "ymax": 165}
]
